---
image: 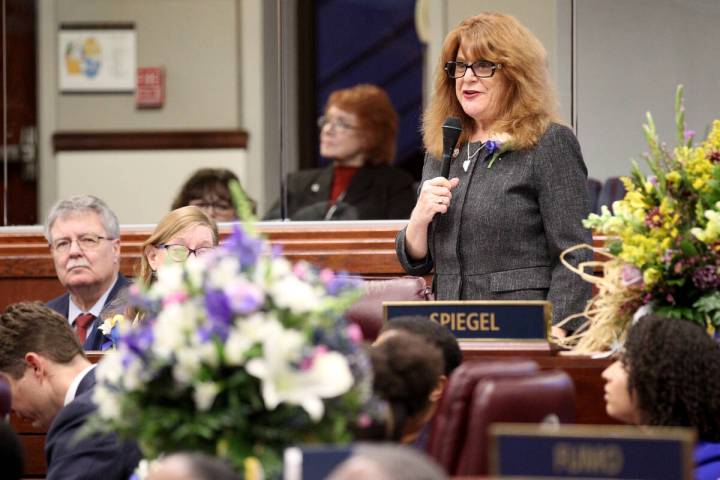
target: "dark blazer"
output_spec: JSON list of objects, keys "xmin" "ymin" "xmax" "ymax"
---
[
  {"xmin": 263, "ymin": 164, "xmax": 416, "ymax": 221},
  {"xmin": 47, "ymin": 273, "xmax": 131, "ymax": 350},
  {"xmin": 396, "ymin": 124, "xmax": 593, "ymax": 329},
  {"xmin": 45, "ymin": 369, "xmax": 142, "ymax": 480}
]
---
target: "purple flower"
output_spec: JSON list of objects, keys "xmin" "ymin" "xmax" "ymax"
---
[
  {"xmin": 648, "ymin": 175, "xmax": 658, "ymax": 186},
  {"xmin": 621, "ymin": 264, "xmax": 643, "ymax": 287},
  {"xmin": 486, "ymin": 139, "xmax": 501, "ymax": 154},
  {"xmin": 222, "ymin": 223, "xmax": 264, "ymax": 269},
  {"xmin": 205, "ymin": 290, "xmax": 233, "ymax": 325},
  {"xmin": 684, "ymin": 129, "xmax": 696, "ymax": 141},
  {"xmin": 224, "ymin": 279, "xmax": 264, "ymax": 315},
  {"xmin": 122, "ymin": 326, "xmax": 154, "ymax": 365},
  {"xmin": 693, "ymin": 266, "xmax": 720, "ymax": 290},
  {"xmin": 325, "ymin": 271, "xmax": 362, "ymax": 296}
]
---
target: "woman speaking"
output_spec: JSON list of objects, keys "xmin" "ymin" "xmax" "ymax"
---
[{"xmin": 396, "ymin": 12, "xmax": 592, "ymax": 335}]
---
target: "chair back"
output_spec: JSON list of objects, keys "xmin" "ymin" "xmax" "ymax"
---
[
  {"xmin": 587, "ymin": 177, "xmax": 602, "ymax": 214},
  {"xmin": 597, "ymin": 176, "xmax": 627, "ymax": 213},
  {"xmin": 345, "ymin": 276, "xmax": 431, "ymax": 341},
  {"xmin": 426, "ymin": 359, "xmax": 539, "ymax": 474},
  {"xmin": 455, "ymin": 369, "xmax": 576, "ymax": 476}
]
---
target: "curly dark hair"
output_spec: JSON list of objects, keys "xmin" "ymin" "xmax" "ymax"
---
[
  {"xmin": 623, "ymin": 314, "xmax": 720, "ymax": 441},
  {"xmin": 370, "ymin": 331, "xmax": 443, "ymax": 441},
  {"xmin": 381, "ymin": 315, "xmax": 462, "ymax": 376}
]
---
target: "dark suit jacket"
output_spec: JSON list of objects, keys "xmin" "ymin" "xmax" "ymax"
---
[
  {"xmin": 45, "ymin": 369, "xmax": 142, "ymax": 480},
  {"xmin": 47, "ymin": 273, "xmax": 131, "ymax": 350},
  {"xmin": 397, "ymin": 124, "xmax": 593, "ymax": 329},
  {"xmin": 263, "ymin": 164, "xmax": 416, "ymax": 220}
]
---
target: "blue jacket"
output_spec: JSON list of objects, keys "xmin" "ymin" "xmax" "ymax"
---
[
  {"xmin": 45, "ymin": 369, "xmax": 142, "ymax": 480},
  {"xmin": 695, "ymin": 442, "xmax": 720, "ymax": 480}
]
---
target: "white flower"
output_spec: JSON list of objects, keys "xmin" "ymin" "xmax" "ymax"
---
[
  {"xmin": 122, "ymin": 357, "xmax": 147, "ymax": 392},
  {"xmin": 185, "ymin": 254, "xmax": 206, "ymax": 290},
  {"xmin": 95, "ymin": 350, "xmax": 124, "ymax": 385},
  {"xmin": 93, "ymin": 383, "xmax": 122, "ymax": 420},
  {"xmin": 151, "ymin": 263, "xmax": 185, "ymax": 298},
  {"xmin": 246, "ymin": 327, "xmax": 353, "ymax": 421},
  {"xmin": 224, "ymin": 314, "xmax": 281, "ymax": 365},
  {"xmin": 133, "ymin": 459, "xmax": 151, "ymax": 480},
  {"xmin": 270, "ymin": 275, "xmax": 322, "ymax": 313},
  {"xmin": 173, "ymin": 348, "xmax": 204, "ymax": 385},
  {"xmin": 193, "ymin": 381, "xmax": 219, "ymax": 411},
  {"xmin": 152, "ymin": 302, "xmax": 199, "ymax": 359},
  {"xmin": 208, "ymin": 256, "xmax": 240, "ymax": 289}
]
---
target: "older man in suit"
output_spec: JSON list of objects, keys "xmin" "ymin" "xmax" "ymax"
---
[
  {"xmin": 0, "ymin": 302, "xmax": 141, "ymax": 480},
  {"xmin": 45, "ymin": 195, "xmax": 130, "ymax": 350}
]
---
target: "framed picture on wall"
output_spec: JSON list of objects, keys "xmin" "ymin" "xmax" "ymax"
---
[{"xmin": 58, "ymin": 23, "xmax": 136, "ymax": 93}]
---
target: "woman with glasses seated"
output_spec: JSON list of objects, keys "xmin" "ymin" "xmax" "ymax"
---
[
  {"xmin": 396, "ymin": 12, "xmax": 592, "ymax": 338},
  {"xmin": 602, "ymin": 315, "xmax": 720, "ymax": 480},
  {"xmin": 263, "ymin": 83, "xmax": 416, "ymax": 221},
  {"xmin": 172, "ymin": 168, "xmax": 256, "ymax": 223},
  {"xmin": 138, "ymin": 206, "xmax": 219, "ymax": 287}
]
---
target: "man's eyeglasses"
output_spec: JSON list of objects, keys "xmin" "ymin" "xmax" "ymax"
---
[
  {"xmin": 51, "ymin": 234, "xmax": 111, "ymax": 253},
  {"xmin": 155, "ymin": 244, "xmax": 214, "ymax": 262},
  {"xmin": 317, "ymin": 115, "xmax": 358, "ymax": 132},
  {"xmin": 444, "ymin": 60, "xmax": 503, "ymax": 79}
]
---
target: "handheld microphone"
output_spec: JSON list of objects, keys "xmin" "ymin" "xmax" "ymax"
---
[{"xmin": 440, "ymin": 117, "xmax": 462, "ymax": 178}]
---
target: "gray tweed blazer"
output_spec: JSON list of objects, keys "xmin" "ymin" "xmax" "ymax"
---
[{"xmin": 396, "ymin": 123, "xmax": 592, "ymax": 328}]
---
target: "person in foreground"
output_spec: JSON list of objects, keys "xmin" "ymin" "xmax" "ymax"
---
[
  {"xmin": 602, "ymin": 315, "xmax": 720, "ymax": 480},
  {"xmin": 375, "ymin": 316, "xmax": 463, "ymax": 449},
  {"xmin": 395, "ymin": 12, "xmax": 592, "ymax": 337},
  {"xmin": 328, "ymin": 443, "xmax": 448, "ymax": 480},
  {"xmin": 45, "ymin": 195, "xmax": 131, "ymax": 350},
  {"xmin": 146, "ymin": 452, "xmax": 242, "ymax": 480},
  {"xmin": 264, "ymin": 83, "xmax": 416, "ymax": 221},
  {"xmin": 172, "ymin": 167, "xmax": 256, "ymax": 222},
  {"xmin": 0, "ymin": 301, "xmax": 141, "ymax": 480},
  {"xmin": 370, "ymin": 330, "xmax": 444, "ymax": 444},
  {"xmin": 138, "ymin": 206, "xmax": 219, "ymax": 287}
]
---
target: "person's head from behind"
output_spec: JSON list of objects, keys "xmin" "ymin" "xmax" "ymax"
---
[
  {"xmin": 328, "ymin": 443, "xmax": 448, "ymax": 480},
  {"xmin": 172, "ymin": 168, "xmax": 255, "ymax": 222},
  {"xmin": 0, "ymin": 302, "xmax": 86, "ymax": 429},
  {"xmin": 378, "ymin": 316, "xmax": 462, "ymax": 377},
  {"xmin": 602, "ymin": 315, "xmax": 720, "ymax": 440},
  {"xmin": 44, "ymin": 195, "xmax": 121, "ymax": 305},
  {"xmin": 370, "ymin": 330, "xmax": 444, "ymax": 443},
  {"xmin": 424, "ymin": 12, "xmax": 557, "ymax": 157},
  {"xmin": 147, "ymin": 452, "xmax": 241, "ymax": 480},
  {"xmin": 319, "ymin": 84, "xmax": 398, "ymax": 167},
  {"xmin": 140, "ymin": 206, "xmax": 219, "ymax": 286}
]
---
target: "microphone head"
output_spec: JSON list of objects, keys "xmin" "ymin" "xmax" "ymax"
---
[{"xmin": 442, "ymin": 117, "xmax": 462, "ymax": 153}]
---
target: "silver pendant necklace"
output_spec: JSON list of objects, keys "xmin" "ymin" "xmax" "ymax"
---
[{"xmin": 463, "ymin": 142, "xmax": 484, "ymax": 172}]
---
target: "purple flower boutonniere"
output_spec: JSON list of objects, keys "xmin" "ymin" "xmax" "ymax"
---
[{"xmin": 486, "ymin": 133, "xmax": 513, "ymax": 169}]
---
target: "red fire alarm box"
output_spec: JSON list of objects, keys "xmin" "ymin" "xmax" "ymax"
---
[{"xmin": 136, "ymin": 67, "xmax": 164, "ymax": 109}]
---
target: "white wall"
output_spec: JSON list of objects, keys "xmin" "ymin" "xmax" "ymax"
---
[{"xmin": 575, "ymin": 0, "xmax": 720, "ymax": 180}]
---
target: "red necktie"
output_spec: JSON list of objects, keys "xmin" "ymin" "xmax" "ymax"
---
[{"xmin": 74, "ymin": 313, "xmax": 95, "ymax": 344}]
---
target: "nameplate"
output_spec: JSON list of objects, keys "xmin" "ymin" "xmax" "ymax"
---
[
  {"xmin": 284, "ymin": 445, "xmax": 353, "ymax": 479},
  {"xmin": 490, "ymin": 424, "xmax": 695, "ymax": 479},
  {"xmin": 383, "ymin": 301, "xmax": 550, "ymax": 341}
]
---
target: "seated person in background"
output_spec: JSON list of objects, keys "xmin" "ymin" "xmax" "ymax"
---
[
  {"xmin": 264, "ymin": 83, "xmax": 416, "ymax": 220},
  {"xmin": 172, "ymin": 167, "xmax": 256, "ymax": 222},
  {"xmin": 45, "ymin": 195, "xmax": 131, "ymax": 350},
  {"xmin": 328, "ymin": 443, "xmax": 448, "ymax": 480},
  {"xmin": 370, "ymin": 330, "xmax": 444, "ymax": 444},
  {"xmin": 0, "ymin": 302, "xmax": 141, "ymax": 480},
  {"xmin": 375, "ymin": 316, "xmax": 462, "ymax": 449},
  {"xmin": 138, "ymin": 206, "xmax": 219, "ymax": 287},
  {"xmin": 602, "ymin": 314, "xmax": 720, "ymax": 480},
  {"xmin": 147, "ymin": 452, "xmax": 242, "ymax": 480}
]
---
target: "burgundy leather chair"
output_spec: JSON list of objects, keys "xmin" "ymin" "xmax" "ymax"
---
[
  {"xmin": 0, "ymin": 375, "xmax": 10, "ymax": 419},
  {"xmin": 426, "ymin": 359, "xmax": 540, "ymax": 474},
  {"xmin": 345, "ymin": 276, "xmax": 431, "ymax": 341},
  {"xmin": 454, "ymin": 369, "xmax": 576, "ymax": 476}
]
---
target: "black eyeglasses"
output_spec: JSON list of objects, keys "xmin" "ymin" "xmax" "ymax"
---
[
  {"xmin": 155, "ymin": 244, "xmax": 214, "ymax": 262},
  {"xmin": 444, "ymin": 60, "xmax": 503, "ymax": 79}
]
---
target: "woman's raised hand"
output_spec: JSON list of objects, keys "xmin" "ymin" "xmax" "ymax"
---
[{"xmin": 410, "ymin": 176, "xmax": 460, "ymax": 226}]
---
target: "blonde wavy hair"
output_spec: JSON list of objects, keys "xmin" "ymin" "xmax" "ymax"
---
[
  {"xmin": 137, "ymin": 206, "xmax": 219, "ymax": 287},
  {"xmin": 423, "ymin": 12, "xmax": 559, "ymax": 158}
]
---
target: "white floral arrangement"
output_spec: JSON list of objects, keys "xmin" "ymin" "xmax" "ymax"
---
[{"xmin": 91, "ymin": 220, "xmax": 370, "ymax": 477}]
